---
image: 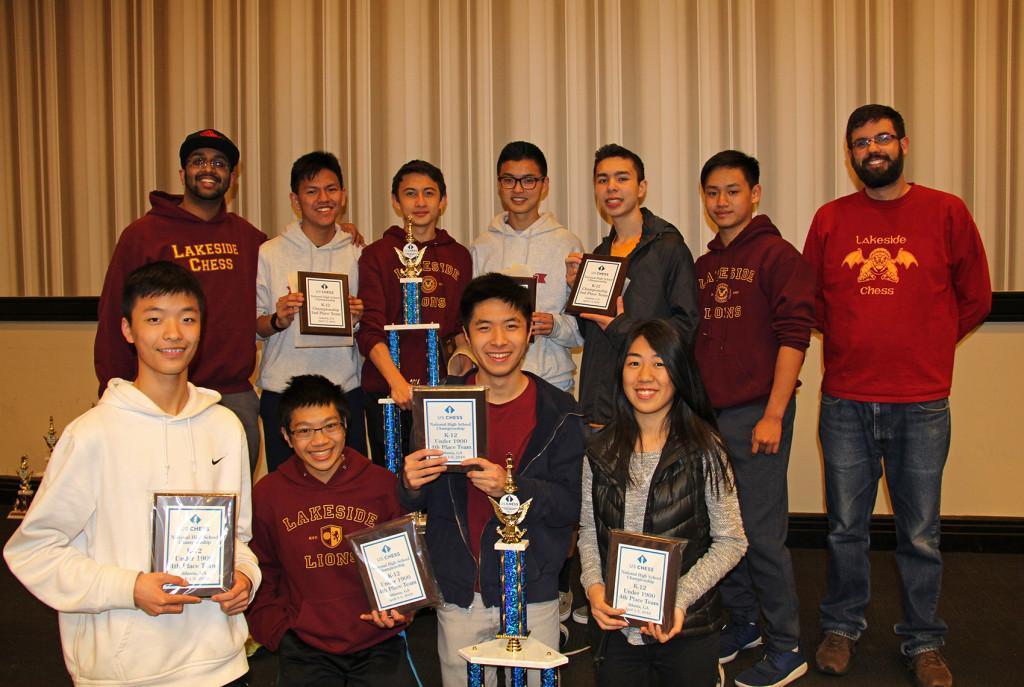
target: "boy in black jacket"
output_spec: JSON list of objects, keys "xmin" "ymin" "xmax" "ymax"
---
[
  {"xmin": 566, "ymin": 144, "xmax": 699, "ymax": 427},
  {"xmin": 399, "ymin": 273, "xmax": 585, "ymax": 687}
]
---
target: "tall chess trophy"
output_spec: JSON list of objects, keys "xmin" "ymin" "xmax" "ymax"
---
[
  {"xmin": 458, "ymin": 455, "xmax": 567, "ymax": 686},
  {"xmin": 8, "ymin": 456, "xmax": 33, "ymax": 520},
  {"xmin": 379, "ymin": 216, "xmax": 441, "ymax": 475}
]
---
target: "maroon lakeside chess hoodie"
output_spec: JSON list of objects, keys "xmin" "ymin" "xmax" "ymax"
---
[
  {"xmin": 94, "ymin": 191, "xmax": 266, "ymax": 395},
  {"xmin": 246, "ymin": 447, "xmax": 406, "ymax": 654},
  {"xmin": 694, "ymin": 214, "xmax": 816, "ymax": 409}
]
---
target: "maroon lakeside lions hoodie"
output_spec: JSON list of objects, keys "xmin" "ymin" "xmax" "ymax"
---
[
  {"xmin": 247, "ymin": 447, "xmax": 406, "ymax": 654},
  {"xmin": 356, "ymin": 226, "xmax": 472, "ymax": 392},
  {"xmin": 694, "ymin": 214, "xmax": 816, "ymax": 409}
]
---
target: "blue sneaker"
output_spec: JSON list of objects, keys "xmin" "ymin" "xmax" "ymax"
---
[
  {"xmin": 734, "ymin": 649, "xmax": 808, "ymax": 687},
  {"xmin": 719, "ymin": 622, "xmax": 762, "ymax": 664}
]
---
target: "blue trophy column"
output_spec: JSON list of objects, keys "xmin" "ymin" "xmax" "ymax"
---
[{"xmin": 384, "ymin": 330, "xmax": 402, "ymax": 474}]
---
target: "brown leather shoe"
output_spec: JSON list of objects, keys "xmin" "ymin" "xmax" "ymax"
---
[
  {"xmin": 815, "ymin": 632, "xmax": 856, "ymax": 675},
  {"xmin": 912, "ymin": 650, "xmax": 953, "ymax": 687}
]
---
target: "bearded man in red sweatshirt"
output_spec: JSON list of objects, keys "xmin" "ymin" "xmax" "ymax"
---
[
  {"xmin": 694, "ymin": 150, "xmax": 816, "ymax": 687},
  {"xmin": 94, "ymin": 129, "xmax": 267, "ymax": 472},
  {"xmin": 803, "ymin": 104, "xmax": 991, "ymax": 687}
]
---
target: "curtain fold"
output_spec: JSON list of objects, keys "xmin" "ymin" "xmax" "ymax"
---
[{"xmin": 1, "ymin": 0, "xmax": 1020, "ymax": 295}]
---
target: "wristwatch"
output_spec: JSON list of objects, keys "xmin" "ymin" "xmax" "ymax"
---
[{"xmin": 269, "ymin": 312, "xmax": 286, "ymax": 332}]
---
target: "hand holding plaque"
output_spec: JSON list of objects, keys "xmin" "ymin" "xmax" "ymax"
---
[
  {"xmin": 411, "ymin": 386, "xmax": 488, "ymax": 473},
  {"xmin": 604, "ymin": 529, "xmax": 685, "ymax": 629},
  {"xmin": 565, "ymin": 254, "xmax": 629, "ymax": 317},
  {"xmin": 349, "ymin": 514, "xmax": 442, "ymax": 616},
  {"xmin": 152, "ymin": 493, "xmax": 236, "ymax": 598}
]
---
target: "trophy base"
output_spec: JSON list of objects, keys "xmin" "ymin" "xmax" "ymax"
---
[
  {"xmin": 458, "ymin": 637, "xmax": 567, "ymax": 670},
  {"xmin": 7, "ymin": 490, "xmax": 33, "ymax": 519}
]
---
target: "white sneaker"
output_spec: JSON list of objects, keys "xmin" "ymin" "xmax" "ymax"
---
[{"xmin": 558, "ymin": 590, "xmax": 573, "ymax": 622}]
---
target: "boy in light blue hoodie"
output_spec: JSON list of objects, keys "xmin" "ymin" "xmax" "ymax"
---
[
  {"xmin": 470, "ymin": 141, "xmax": 584, "ymax": 393},
  {"xmin": 256, "ymin": 151, "xmax": 366, "ymax": 470}
]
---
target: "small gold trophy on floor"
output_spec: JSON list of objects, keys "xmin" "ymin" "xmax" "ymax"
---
[{"xmin": 8, "ymin": 456, "xmax": 33, "ymax": 520}]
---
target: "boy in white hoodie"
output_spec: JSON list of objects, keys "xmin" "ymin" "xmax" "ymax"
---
[
  {"xmin": 470, "ymin": 140, "xmax": 584, "ymax": 393},
  {"xmin": 4, "ymin": 261, "xmax": 261, "ymax": 687},
  {"xmin": 256, "ymin": 151, "xmax": 366, "ymax": 471}
]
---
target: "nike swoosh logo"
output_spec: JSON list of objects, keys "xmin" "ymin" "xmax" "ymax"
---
[{"xmin": 212, "ymin": 456, "xmax": 225, "ymax": 465}]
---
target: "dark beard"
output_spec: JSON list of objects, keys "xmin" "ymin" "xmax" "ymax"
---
[
  {"xmin": 185, "ymin": 172, "xmax": 229, "ymax": 202},
  {"xmin": 852, "ymin": 148, "xmax": 904, "ymax": 188}
]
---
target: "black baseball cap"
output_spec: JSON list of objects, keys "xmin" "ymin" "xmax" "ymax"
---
[{"xmin": 179, "ymin": 129, "xmax": 240, "ymax": 169}]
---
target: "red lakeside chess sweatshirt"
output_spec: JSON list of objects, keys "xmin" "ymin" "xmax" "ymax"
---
[
  {"xmin": 94, "ymin": 191, "xmax": 266, "ymax": 395},
  {"xmin": 246, "ymin": 448, "xmax": 406, "ymax": 654},
  {"xmin": 356, "ymin": 226, "xmax": 472, "ymax": 393},
  {"xmin": 695, "ymin": 215, "xmax": 816, "ymax": 408},
  {"xmin": 803, "ymin": 185, "xmax": 991, "ymax": 402}
]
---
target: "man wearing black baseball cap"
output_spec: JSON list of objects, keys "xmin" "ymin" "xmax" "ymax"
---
[{"xmin": 95, "ymin": 128, "xmax": 267, "ymax": 473}]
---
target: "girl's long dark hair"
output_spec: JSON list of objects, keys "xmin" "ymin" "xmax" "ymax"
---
[{"xmin": 588, "ymin": 319, "xmax": 732, "ymax": 496}]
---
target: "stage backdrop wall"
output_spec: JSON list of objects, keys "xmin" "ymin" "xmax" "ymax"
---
[{"xmin": 1, "ymin": 0, "xmax": 1022, "ymax": 296}]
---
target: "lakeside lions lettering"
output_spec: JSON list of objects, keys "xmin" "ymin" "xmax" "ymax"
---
[
  {"xmin": 391, "ymin": 259, "xmax": 462, "ymax": 309},
  {"xmin": 279, "ymin": 504, "xmax": 381, "ymax": 569},
  {"xmin": 698, "ymin": 266, "xmax": 756, "ymax": 321}
]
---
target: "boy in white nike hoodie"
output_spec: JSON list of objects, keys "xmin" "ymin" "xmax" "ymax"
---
[
  {"xmin": 470, "ymin": 141, "xmax": 584, "ymax": 392},
  {"xmin": 5, "ymin": 261, "xmax": 261, "ymax": 687}
]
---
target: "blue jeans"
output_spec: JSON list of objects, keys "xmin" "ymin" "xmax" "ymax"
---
[{"xmin": 818, "ymin": 394, "xmax": 950, "ymax": 656}]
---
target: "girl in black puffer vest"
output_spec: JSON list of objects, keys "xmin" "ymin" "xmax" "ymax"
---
[{"xmin": 578, "ymin": 319, "xmax": 747, "ymax": 687}]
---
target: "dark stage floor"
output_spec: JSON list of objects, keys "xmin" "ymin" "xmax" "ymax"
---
[{"xmin": 2, "ymin": 515, "xmax": 1021, "ymax": 686}]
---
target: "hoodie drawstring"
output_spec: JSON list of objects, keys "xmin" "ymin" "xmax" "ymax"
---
[
  {"xmin": 162, "ymin": 420, "xmax": 170, "ymax": 481},
  {"xmin": 187, "ymin": 416, "xmax": 197, "ymax": 473}
]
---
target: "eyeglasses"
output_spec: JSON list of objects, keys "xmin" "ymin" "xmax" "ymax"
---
[
  {"xmin": 850, "ymin": 133, "xmax": 900, "ymax": 150},
  {"xmin": 498, "ymin": 175, "xmax": 545, "ymax": 190},
  {"xmin": 187, "ymin": 156, "xmax": 229, "ymax": 170},
  {"xmin": 288, "ymin": 421, "xmax": 344, "ymax": 439}
]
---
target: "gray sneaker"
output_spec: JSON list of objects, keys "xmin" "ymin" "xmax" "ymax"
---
[
  {"xmin": 572, "ymin": 605, "xmax": 589, "ymax": 624},
  {"xmin": 558, "ymin": 590, "xmax": 573, "ymax": 622}
]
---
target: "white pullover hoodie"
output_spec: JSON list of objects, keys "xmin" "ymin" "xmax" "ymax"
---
[
  {"xmin": 470, "ymin": 211, "xmax": 584, "ymax": 391},
  {"xmin": 4, "ymin": 379, "xmax": 261, "ymax": 686},
  {"xmin": 256, "ymin": 221, "xmax": 362, "ymax": 393}
]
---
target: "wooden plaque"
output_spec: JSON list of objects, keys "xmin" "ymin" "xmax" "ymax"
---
[
  {"xmin": 411, "ymin": 385, "xmax": 488, "ymax": 473},
  {"xmin": 297, "ymin": 270, "xmax": 353, "ymax": 336},
  {"xmin": 604, "ymin": 529, "xmax": 685, "ymax": 628},
  {"xmin": 565, "ymin": 254, "xmax": 629, "ymax": 317}
]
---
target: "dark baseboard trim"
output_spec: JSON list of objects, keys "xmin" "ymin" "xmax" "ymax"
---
[
  {"xmin": 1, "ymin": 477, "xmax": 1021, "ymax": 553},
  {"xmin": 0, "ymin": 297, "xmax": 99, "ymax": 322},
  {"xmin": 0, "ymin": 292, "xmax": 1022, "ymax": 323},
  {"xmin": 787, "ymin": 513, "xmax": 1024, "ymax": 554},
  {"xmin": 989, "ymin": 291, "xmax": 1024, "ymax": 322}
]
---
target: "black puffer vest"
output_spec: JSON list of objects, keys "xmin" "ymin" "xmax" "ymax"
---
[{"xmin": 589, "ymin": 445, "xmax": 722, "ymax": 636}]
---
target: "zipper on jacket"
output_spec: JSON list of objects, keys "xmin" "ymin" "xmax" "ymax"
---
[
  {"xmin": 452, "ymin": 405, "xmax": 582, "ymax": 603},
  {"xmin": 449, "ymin": 477, "xmax": 481, "ymax": 601}
]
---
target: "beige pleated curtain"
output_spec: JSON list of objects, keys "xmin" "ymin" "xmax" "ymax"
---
[{"xmin": 1, "ymin": 0, "xmax": 1021, "ymax": 296}]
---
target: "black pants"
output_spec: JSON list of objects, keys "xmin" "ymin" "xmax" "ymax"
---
[
  {"xmin": 260, "ymin": 387, "xmax": 368, "ymax": 473},
  {"xmin": 277, "ymin": 630, "xmax": 418, "ymax": 687},
  {"xmin": 595, "ymin": 629, "xmax": 720, "ymax": 687},
  {"xmin": 364, "ymin": 391, "xmax": 413, "ymax": 469}
]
